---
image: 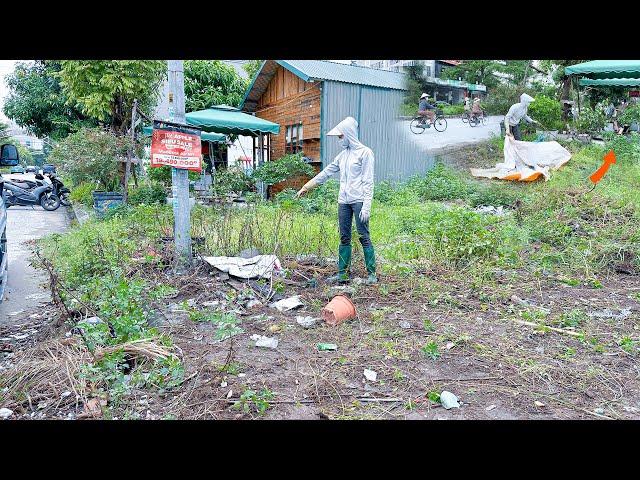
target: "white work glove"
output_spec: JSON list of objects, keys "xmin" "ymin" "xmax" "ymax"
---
[
  {"xmin": 359, "ymin": 203, "xmax": 371, "ymax": 223},
  {"xmin": 296, "ymin": 179, "xmax": 317, "ymax": 198}
]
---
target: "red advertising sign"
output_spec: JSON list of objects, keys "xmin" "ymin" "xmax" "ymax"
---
[
  {"xmin": 150, "ymin": 122, "xmax": 202, "ymax": 171},
  {"xmin": 629, "ymin": 90, "xmax": 640, "ymax": 98}
]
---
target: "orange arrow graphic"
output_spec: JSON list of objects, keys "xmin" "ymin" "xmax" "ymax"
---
[{"xmin": 590, "ymin": 150, "xmax": 616, "ymax": 184}]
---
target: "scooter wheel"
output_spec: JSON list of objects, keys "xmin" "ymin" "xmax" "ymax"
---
[
  {"xmin": 60, "ymin": 192, "xmax": 72, "ymax": 207},
  {"xmin": 41, "ymin": 193, "xmax": 61, "ymax": 211}
]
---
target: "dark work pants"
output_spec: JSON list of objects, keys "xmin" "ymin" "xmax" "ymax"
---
[
  {"xmin": 508, "ymin": 123, "xmax": 522, "ymax": 140},
  {"xmin": 338, "ymin": 202, "xmax": 372, "ymax": 248}
]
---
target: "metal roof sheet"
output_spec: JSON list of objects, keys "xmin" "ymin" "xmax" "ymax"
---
[{"xmin": 241, "ymin": 60, "xmax": 406, "ymax": 111}]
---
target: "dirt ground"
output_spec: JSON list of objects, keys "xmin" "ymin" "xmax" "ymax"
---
[{"xmin": 1, "ymin": 142, "xmax": 639, "ymax": 420}]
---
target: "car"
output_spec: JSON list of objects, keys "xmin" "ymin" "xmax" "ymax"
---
[
  {"xmin": 10, "ymin": 165, "xmax": 25, "ymax": 174},
  {"xmin": 42, "ymin": 164, "xmax": 56, "ymax": 174},
  {"xmin": 25, "ymin": 165, "xmax": 37, "ymax": 173}
]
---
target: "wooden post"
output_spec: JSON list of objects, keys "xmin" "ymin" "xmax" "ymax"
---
[
  {"xmin": 123, "ymin": 98, "xmax": 137, "ymax": 204},
  {"xmin": 167, "ymin": 60, "xmax": 192, "ymax": 269}
]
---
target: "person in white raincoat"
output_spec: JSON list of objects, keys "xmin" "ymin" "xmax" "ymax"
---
[
  {"xmin": 504, "ymin": 93, "xmax": 540, "ymax": 140},
  {"xmin": 296, "ymin": 116, "xmax": 377, "ymax": 284}
]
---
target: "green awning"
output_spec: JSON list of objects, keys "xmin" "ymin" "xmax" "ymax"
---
[
  {"xmin": 142, "ymin": 126, "xmax": 226, "ymax": 143},
  {"xmin": 579, "ymin": 78, "xmax": 640, "ymax": 87},
  {"xmin": 565, "ymin": 60, "xmax": 640, "ymax": 79},
  {"xmin": 185, "ymin": 105, "xmax": 280, "ymax": 136}
]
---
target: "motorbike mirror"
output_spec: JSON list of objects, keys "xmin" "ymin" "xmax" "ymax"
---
[
  {"xmin": 35, "ymin": 173, "xmax": 44, "ymax": 180},
  {"xmin": 0, "ymin": 144, "xmax": 20, "ymax": 167}
]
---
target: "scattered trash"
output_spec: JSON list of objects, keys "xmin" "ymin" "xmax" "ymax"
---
[
  {"xmin": 445, "ymin": 341, "xmax": 455, "ymax": 350},
  {"xmin": 246, "ymin": 299, "xmax": 262, "ymax": 309},
  {"xmin": 238, "ymin": 247, "xmax": 261, "ymax": 259},
  {"xmin": 296, "ymin": 316, "xmax": 318, "ymax": 329},
  {"xmin": 594, "ymin": 407, "xmax": 605, "ymax": 415},
  {"xmin": 268, "ymin": 324, "xmax": 282, "ymax": 333},
  {"xmin": 83, "ymin": 316, "xmax": 104, "ymax": 325},
  {"xmin": 486, "ymin": 404, "xmax": 497, "ymax": 411},
  {"xmin": 587, "ymin": 308, "xmax": 631, "ymax": 321},
  {"xmin": 202, "ymin": 300, "xmax": 222, "ymax": 308},
  {"xmin": 440, "ymin": 391, "xmax": 460, "ymax": 410},
  {"xmin": 254, "ymin": 335, "xmax": 279, "ymax": 349},
  {"xmin": 322, "ymin": 294, "xmax": 357, "ymax": 326},
  {"xmin": 474, "ymin": 205, "xmax": 506, "ymax": 216},
  {"xmin": 330, "ymin": 285, "xmax": 356, "ymax": 295},
  {"xmin": 203, "ymin": 255, "xmax": 282, "ymax": 280},
  {"xmin": 535, "ymin": 346, "xmax": 545, "ymax": 354},
  {"xmin": 363, "ymin": 369, "xmax": 377, "ymax": 382},
  {"xmin": 238, "ymin": 373, "xmax": 246, "ymax": 378},
  {"xmin": 317, "ymin": 343, "xmax": 338, "ymax": 351},
  {"xmin": 271, "ymin": 295, "xmax": 303, "ymax": 312},
  {"xmin": 61, "ymin": 391, "xmax": 72, "ymax": 398},
  {"xmin": 534, "ymin": 400, "xmax": 545, "ymax": 408},
  {"xmin": 398, "ymin": 321, "xmax": 411, "ymax": 329},
  {"xmin": 221, "ymin": 380, "xmax": 228, "ymax": 388},
  {"xmin": 0, "ymin": 408, "xmax": 13, "ymax": 419},
  {"xmin": 226, "ymin": 390, "xmax": 233, "ymax": 398}
]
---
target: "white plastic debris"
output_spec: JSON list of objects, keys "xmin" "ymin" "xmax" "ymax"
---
[
  {"xmin": 0, "ymin": 408, "xmax": 13, "ymax": 419},
  {"xmin": 271, "ymin": 295, "xmax": 303, "ymax": 312},
  {"xmin": 475, "ymin": 205, "xmax": 506, "ymax": 216},
  {"xmin": 203, "ymin": 255, "xmax": 282, "ymax": 280},
  {"xmin": 363, "ymin": 369, "xmax": 377, "ymax": 382},
  {"xmin": 226, "ymin": 390, "xmax": 233, "ymax": 398},
  {"xmin": 61, "ymin": 391, "xmax": 72, "ymax": 398},
  {"xmin": 246, "ymin": 299, "xmax": 262, "ymax": 309},
  {"xmin": 440, "ymin": 391, "xmax": 460, "ymax": 410},
  {"xmin": 486, "ymin": 404, "xmax": 497, "ymax": 411},
  {"xmin": 254, "ymin": 335, "xmax": 279, "ymax": 349},
  {"xmin": 534, "ymin": 400, "xmax": 545, "ymax": 407},
  {"xmin": 594, "ymin": 407, "xmax": 605, "ymax": 415},
  {"xmin": 238, "ymin": 373, "xmax": 246, "ymax": 378},
  {"xmin": 296, "ymin": 316, "xmax": 318, "ymax": 328},
  {"xmin": 399, "ymin": 321, "xmax": 411, "ymax": 329},
  {"xmin": 445, "ymin": 341, "xmax": 455, "ymax": 350},
  {"xmin": 221, "ymin": 380, "xmax": 228, "ymax": 388}
]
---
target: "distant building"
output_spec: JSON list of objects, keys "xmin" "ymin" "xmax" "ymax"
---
[
  {"xmin": 4, "ymin": 123, "xmax": 44, "ymax": 153},
  {"xmin": 353, "ymin": 60, "xmax": 486, "ymax": 104}
]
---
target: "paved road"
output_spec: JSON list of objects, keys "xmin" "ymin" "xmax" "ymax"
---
[
  {"xmin": 0, "ymin": 205, "xmax": 70, "ymax": 323},
  {"xmin": 404, "ymin": 115, "xmax": 502, "ymax": 152}
]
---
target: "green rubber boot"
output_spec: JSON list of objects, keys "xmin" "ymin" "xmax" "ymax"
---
[
  {"xmin": 363, "ymin": 246, "xmax": 378, "ymax": 285},
  {"xmin": 327, "ymin": 245, "xmax": 351, "ymax": 284}
]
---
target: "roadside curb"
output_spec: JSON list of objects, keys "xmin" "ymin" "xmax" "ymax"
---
[{"xmin": 70, "ymin": 203, "xmax": 93, "ymax": 225}]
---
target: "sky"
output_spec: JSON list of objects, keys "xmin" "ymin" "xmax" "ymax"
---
[{"xmin": 0, "ymin": 60, "xmax": 18, "ymax": 122}]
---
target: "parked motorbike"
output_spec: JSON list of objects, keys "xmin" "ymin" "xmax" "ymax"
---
[
  {"xmin": 2, "ymin": 173, "xmax": 61, "ymax": 211},
  {"xmin": 45, "ymin": 173, "xmax": 71, "ymax": 206}
]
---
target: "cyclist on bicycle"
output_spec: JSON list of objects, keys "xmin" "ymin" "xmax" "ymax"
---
[
  {"xmin": 471, "ymin": 98, "xmax": 483, "ymax": 118},
  {"xmin": 418, "ymin": 93, "xmax": 436, "ymax": 125}
]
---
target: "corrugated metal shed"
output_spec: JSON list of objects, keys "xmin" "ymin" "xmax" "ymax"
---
[
  {"xmin": 322, "ymin": 81, "xmax": 434, "ymax": 183},
  {"xmin": 242, "ymin": 60, "xmax": 406, "ymax": 111}
]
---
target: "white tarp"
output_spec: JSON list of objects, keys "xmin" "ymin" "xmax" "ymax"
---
[
  {"xmin": 203, "ymin": 255, "xmax": 282, "ymax": 279},
  {"xmin": 471, "ymin": 136, "xmax": 572, "ymax": 182}
]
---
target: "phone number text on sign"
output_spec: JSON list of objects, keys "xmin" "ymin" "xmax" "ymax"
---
[{"xmin": 151, "ymin": 128, "xmax": 202, "ymax": 172}]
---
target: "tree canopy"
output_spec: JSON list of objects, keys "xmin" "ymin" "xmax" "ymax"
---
[
  {"xmin": 184, "ymin": 60, "xmax": 248, "ymax": 112},
  {"xmin": 57, "ymin": 60, "xmax": 167, "ymax": 132},
  {"xmin": 3, "ymin": 61, "xmax": 94, "ymax": 140},
  {"xmin": 243, "ymin": 60, "xmax": 263, "ymax": 81}
]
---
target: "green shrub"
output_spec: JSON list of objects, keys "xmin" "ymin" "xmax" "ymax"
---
[
  {"xmin": 401, "ymin": 103, "xmax": 417, "ymax": 117},
  {"xmin": 468, "ymin": 184, "xmax": 520, "ymax": 208},
  {"xmin": 146, "ymin": 165, "xmax": 201, "ymax": 186},
  {"xmin": 604, "ymin": 132, "xmax": 640, "ymax": 162},
  {"xmin": 251, "ymin": 152, "xmax": 314, "ymax": 186},
  {"xmin": 442, "ymin": 104, "xmax": 465, "ymax": 116},
  {"xmin": 408, "ymin": 162, "xmax": 470, "ymax": 201},
  {"xmin": 128, "ymin": 182, "xmax": 167, "ymax": 205},
  {"xmin": 69, "ymin": 182, "xmax": 95, "ymax": 207},
  {"xmin": 211, "ymin": 165, "xmax": 254, "ymax": 197},
  {"xmin": 528, "ymin": 95, "xmax": 564, "ymax": 131},
  {"xmin": 48, "ymin": 127, "xmax": 131, "ymax": 191},
  {"xmin": 575, "ymin": 107, "xmax": 606, "ymax": 134},
  {"xmin": 619, "ymin": 104, "xmax": 640, "ymax": 126}
]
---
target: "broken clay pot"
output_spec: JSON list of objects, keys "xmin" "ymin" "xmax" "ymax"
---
[{"xmin": 322, "ymin": 294, "xmax": 356, "ymax": 326}]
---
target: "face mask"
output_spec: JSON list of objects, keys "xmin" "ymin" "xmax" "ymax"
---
[{"xmin": 340, "ymin": 137, "xmax": 350, "ymax": 149}]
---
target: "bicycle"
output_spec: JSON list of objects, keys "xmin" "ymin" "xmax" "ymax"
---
[
  {"xmin": 468, "ymin": 111, "xmax": 487, "ymax": 127},
  {"xmin": 410, "ymin": 109, "xmax": 448, "ymax": 134},
  {"xmin": 461, "ymin": 111, "xmax": 470, "ymax": 123}
]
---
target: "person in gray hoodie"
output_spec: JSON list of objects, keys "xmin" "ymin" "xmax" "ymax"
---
[
  {"xmin": 504, "ymin": 93, "xmax": 540, "ymax": 140},
  {"xmin": 296, "ymin": 116, "xmax": 377, "ymax": 285}
]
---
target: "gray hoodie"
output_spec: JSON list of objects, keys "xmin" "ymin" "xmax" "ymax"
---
[
  {"xmin": 311, "ymin": 117, "xmax": 374, "ymax": 211},
  {"xmin": 505, "ymin": 93, "xmax": 535, "ymax": 126}
]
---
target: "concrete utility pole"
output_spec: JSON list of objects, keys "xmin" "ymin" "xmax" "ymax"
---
[{"xmin": 167, "ymin": 60, "xmax": 192, "ymax": 269}]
